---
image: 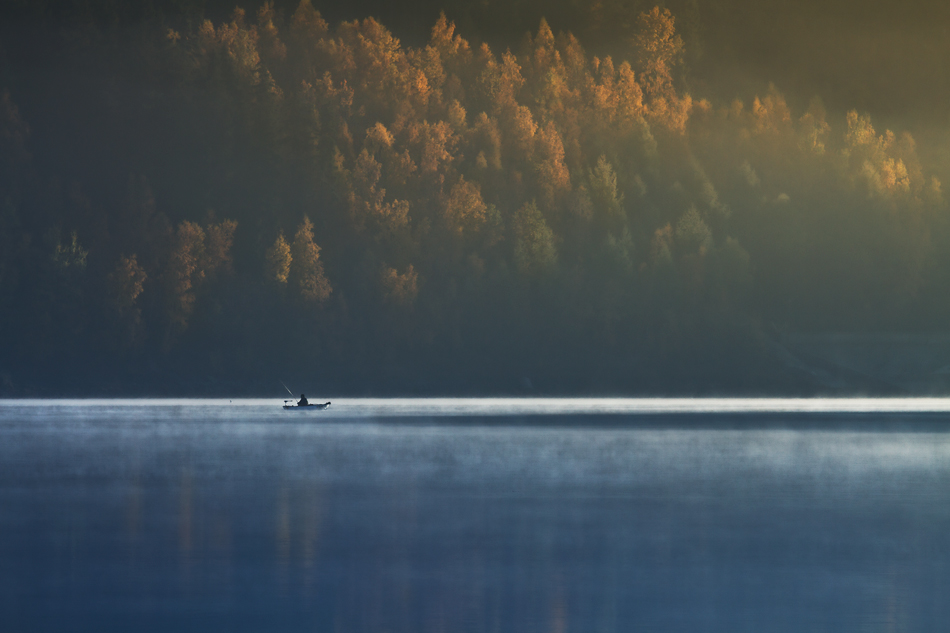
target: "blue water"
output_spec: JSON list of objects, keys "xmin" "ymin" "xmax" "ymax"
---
[{"xmin": 2, "ymin": 399, "xmax": 950, "ymax": 632}]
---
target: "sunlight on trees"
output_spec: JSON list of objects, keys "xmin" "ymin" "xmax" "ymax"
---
[
  {"xmin": 266, "ymin": 232, "xmax": 292, "ymax": 284},
  {"xmin": 3, "ymin": 2, "xmax": 950, "ymax": 392},
  {"xmin": 166, "ymin": 221, "xmax": 206, "ymax": 330},
  {"xmin": 165, "ymin": 218, "xmax": 237, "ymax": 331},
  {"xmin": 444, "ymin": 176, "xmax": 488, "ymax": 235},
  {"xmin": 290, "ymin": 216, "xmax": 331, "ymax": 302},
  {"xmin": 630, "ymin": 7, "xmax": 683, "ymax": 101}
]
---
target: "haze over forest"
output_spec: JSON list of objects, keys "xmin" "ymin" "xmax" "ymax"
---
[{"xmin": 2, "ymin": 0, "xmax": 950, "ymax": 395}]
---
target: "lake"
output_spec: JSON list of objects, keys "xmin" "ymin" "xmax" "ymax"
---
[{"xmin": 1, "ymin": 399, "xmax": 949, "ymax": 632}]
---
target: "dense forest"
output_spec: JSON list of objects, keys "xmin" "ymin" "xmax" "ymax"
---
[{"xmin": 2, "ymin": 0, "xmax": 950, "ymax": 395}]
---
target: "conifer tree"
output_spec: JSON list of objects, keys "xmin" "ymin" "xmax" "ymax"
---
[{"xmin": 290, "ymin": 216, "xmax": 332, "ymax": 302}]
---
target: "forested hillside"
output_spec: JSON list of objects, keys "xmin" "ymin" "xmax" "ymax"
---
[{"xmin": 1, "ymin": 1, "xmax": 948, "ymax": 395}]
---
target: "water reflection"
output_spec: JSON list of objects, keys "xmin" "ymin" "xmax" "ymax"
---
[
  {"xmin": 0, "ymin": 401, "xmax": 949, "ymax": 632},
  {"xmin": 301, "ymin": 483, "xmax": 323, "ymax": 569},
  {"xmin": 276, "ymin": 485, "xmax": 291, "ymax": 577},
  {"xmin": 179, "ymin": 466, "xmax": 192, "ymax": 567},
  {"xmin": 125, "ymin": 469, "xmax": 141, "ymax": 562}
]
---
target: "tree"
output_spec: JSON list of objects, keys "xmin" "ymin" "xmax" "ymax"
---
[
  {"xmin": 266, "ymin": 232, "xmax": 292, "ymax": 284},
  {"xmin": 615, "ymin": 61, "xmax": 644, "ymax": 126},
  {"xmin": 798, "ymin": 96, "xmax": 830, "ymax": 155},
  {"xmin": 110, "ymin": 254, "xmax": 147, "ymax": 315},
  {"xmin": 535, "ymin": 121, "xmax": 571, "ymax": 210},
  {"xmin": 844, "ymin": 111, "xmax": 912, "ymax": 195},
  {"xmin": 675, "ymin": 207, "xmax": 712, "ymax": 254},
  {"xmin": 290, "ymin": 216, "xmax": 332, "ymax": 302},
  {"xmin": 419, "ymin": 120, "xmax": 456, "ymax": 174},
  {"xmin": 513, "ymin": 201, "xmax": 557, "ymax": 275},
  {"xmin": 109, "ymin": 254, "xmax": 148, "ymax": 347},
  {"xmin": 752, "ymin": 84, "xmax": 792, "ymax": 136},
  {"xmin": 472, "ymin": 112, "xmax": 502, "ymax": 170},
  {"xmin": 204, "ymin": 219, "xmax": 237, "ymax": 277},
  {"xmin": 630, "ymin": 7, "xmax": 683, "ymax": 101},
  {"xmin": 290, "ymin": 0, "xmax": 328, "ymax": 43},
  {"xmin": 443, "ymin": 176, "xmax": 487, "ymax": 235},
  {"xmin": 165, "ymin": 221, "xmax": 206, "ymax": 330},
  {"xmin": 52, "ymin": 232, "xmax": 88, "ymax": 272},
  {"xmin": 589, "ymin": 154, "xmax": 623, "ymax": 222},
  {"xmin": 164, "ymin": 218, "xmax": 236, "ymax": 332},
  {"xmin": 381, "ymin": 264, "xmax": 418, "ymax": 306},
  {"xmin": 256, "ymin": 1, "xmax": 287, "ymax": 65}
]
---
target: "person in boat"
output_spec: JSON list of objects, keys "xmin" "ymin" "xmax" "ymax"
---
[{"xmin": 298, "ymin": 394, "xmax": 309, "ymax": 406}]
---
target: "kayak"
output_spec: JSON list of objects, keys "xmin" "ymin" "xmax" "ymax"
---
[{"xmin": 283, "ymin": 401, "xmax": 331, "ymax": 410}]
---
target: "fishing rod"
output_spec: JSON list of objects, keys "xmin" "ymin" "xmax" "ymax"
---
[{"xmin": 281, "ymin": 381, "xmax": 296, "ymax": 398}]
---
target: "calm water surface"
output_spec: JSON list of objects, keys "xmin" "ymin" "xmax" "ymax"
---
[{"xmin": 1, "ymin": 399, "xmax": 950, "ymax": 632}]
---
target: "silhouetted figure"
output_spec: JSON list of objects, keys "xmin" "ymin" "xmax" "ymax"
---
[{"xmin": 298, "ymin": 394, "xmax": 309, "ymax": 406}]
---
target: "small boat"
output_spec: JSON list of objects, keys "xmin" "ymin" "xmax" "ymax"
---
[{"xmin": 283, "ymin": 400, "xmax": 331, "ymax": 410}]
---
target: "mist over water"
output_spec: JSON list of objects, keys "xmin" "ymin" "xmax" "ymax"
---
[{"xmin": 2, "ymin": 400, "xmax": 949, "ymax": 631}]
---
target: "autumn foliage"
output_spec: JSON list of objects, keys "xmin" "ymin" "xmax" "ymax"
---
[{"xmin": 0, "ymin": 2, "xmax": 947, "ymax": 394}]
